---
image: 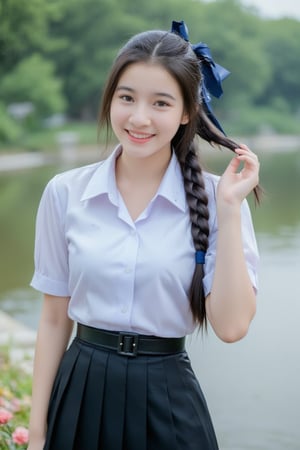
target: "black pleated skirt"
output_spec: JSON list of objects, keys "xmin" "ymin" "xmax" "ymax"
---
[{"xmin": 43, "ymin": 336, "xmax": 219, "ymax": 450}]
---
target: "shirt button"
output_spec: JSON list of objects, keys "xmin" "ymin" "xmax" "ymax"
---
[
  {"xmin": 125, "ymin": 267, "xmax": 132, "ymax": 273},
  {"xmin": 121, "ymin": 306, "xmax": 128, "ymax": 314}
]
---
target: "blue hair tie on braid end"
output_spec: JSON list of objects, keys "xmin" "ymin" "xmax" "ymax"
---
[{"xmin": 195, "ymin": 250, "xmax": 206, "ymax": 264}]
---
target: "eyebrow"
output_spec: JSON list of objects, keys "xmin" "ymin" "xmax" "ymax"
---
[{"xmin": 116, "ymin": 86, "xmax": 176, "ymax": 101}]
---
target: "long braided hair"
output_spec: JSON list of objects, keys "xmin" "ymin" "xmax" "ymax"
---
[{"xmin": 98, "ymin": 29, "xmax": 260, "ymax": 328}]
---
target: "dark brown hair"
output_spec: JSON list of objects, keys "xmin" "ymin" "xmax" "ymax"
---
[{"xmin": 98, "ymin": 30, "xmax": 260, "ymax": 328}]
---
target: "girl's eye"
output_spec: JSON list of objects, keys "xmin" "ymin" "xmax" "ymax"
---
[
  {"xmin": 120, "ymin": 95, "xmax": 133, "ymax": 102},
  {"xmin": 155, "ymin": 100, "xmax": 169, "ymax": 107}
]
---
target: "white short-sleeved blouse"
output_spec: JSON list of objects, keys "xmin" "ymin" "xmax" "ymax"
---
[{"xmin": 31, "ymin": 146, "xmax": 259, "ymax": 337}]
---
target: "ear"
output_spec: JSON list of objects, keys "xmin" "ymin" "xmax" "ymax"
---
[{"xmin": 181, "ymin": 112, "xmax": 189, "ymax": 125}]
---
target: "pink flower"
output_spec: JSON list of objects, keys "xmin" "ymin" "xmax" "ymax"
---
[
  {"xmin": 10, "ymin": 397, "xmax": 21, "ymax": 412},
  {"xmin": 0, "ymin": 408, "xmax": 13, "ymax": 424},
  {"xmin": 12, "ymin": 426, "xmax": 29, "ymax": 445}
]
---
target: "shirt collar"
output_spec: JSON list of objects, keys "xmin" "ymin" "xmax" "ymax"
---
[
  {"xmin": 155, "ymin": 150, "xmax": 187, "ymax": 212},
  {"xmin": 80, "ymin": 145, "xmax": 187, "ymax": 212},
  {"xmin": 80, "ymin": 145, "xmax": 122, "ymax": 204}
]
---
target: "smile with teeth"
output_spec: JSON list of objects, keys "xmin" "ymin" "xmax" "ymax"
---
[{"xmin": 127, "ymin": 130, "xmax": 154, "ymax": 139}]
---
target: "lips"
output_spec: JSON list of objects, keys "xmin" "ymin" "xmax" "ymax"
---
[{"xmin": 126, "ymin": 130, "xmax": 155, "ymax": 141}]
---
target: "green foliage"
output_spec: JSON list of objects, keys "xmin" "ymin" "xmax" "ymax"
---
[
  {"xmin": 0, "ymin": 350, "xmax": 32, "ymax": 399},
  {"xmin": 224, "ymin": 103, "xmax": 300, "ymax": 135},
  {"xmin": 0, "ymin": 0, "xmax": 300, "ymax": 145},
  {"xmin": 259, "ymin": 18, "xmax": 300, "ymax": 113},
  {"xmin": 0, "ymin": 103, "xmax": 22, "ymax": 143},
  {"xmin": 0, "ymin": 0, "xmax": 63, "ymax": 75},
  {"xmin": 48, "ymin": 0, "xmax": 148, "ymax": 117},
  {"xmin": 20, "ymin": 121, "xmax": 100, "ymax": 151},
  {"xmin": 0, "ymin": 121, "xmax": 103, "ymax": 152},
  {"xmin": 188, "ymin": 0, "xmax": 272, "ymax": 104},
  {"xmin": 0, "ymin": 54, "xmax": 66, "ymax": 119}
]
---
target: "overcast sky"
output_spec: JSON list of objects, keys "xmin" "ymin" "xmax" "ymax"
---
[
  {"xmin": 203, "ymin": 0, "xmax": 300, "ymax": 20},
  {"xmin": 239, "ymin": 0, "xmax": 300, "ymax": 19}
]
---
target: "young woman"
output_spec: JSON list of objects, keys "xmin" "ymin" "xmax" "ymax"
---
[{"xmin": 28, "ymin": 21, "xmax": 260, "ymax": 450}]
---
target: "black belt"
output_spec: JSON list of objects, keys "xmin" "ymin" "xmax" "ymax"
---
[{"xmin": 77, "ymin": 323, "xmax": 185, "ymax": 357}]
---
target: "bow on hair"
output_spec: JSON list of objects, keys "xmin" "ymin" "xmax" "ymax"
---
[{"xmin": 171, "ymin": 20, "xmax": 230, "ymax": 134}]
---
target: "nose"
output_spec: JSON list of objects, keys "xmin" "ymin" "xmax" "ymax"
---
[{"xmin": 128, "ymin": 103, "xmax": 151, "ymax": 128}]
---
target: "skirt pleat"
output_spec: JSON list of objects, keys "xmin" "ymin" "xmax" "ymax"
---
[
  {"xmin": 44, "ymin": 338, "xmax": 81, "ymax": 450},
  {"xmin": 124, "ymin": 356, "xmax": 147, "ymax": 450},
  {"xmin": 98, "ymin": 352, "xmax": 127, "ymax": 450},
  {"xmin": 43, "ymin": 337, "xmax": 219, "ymax": 450},
  {"xmin": 147, "ymin": 356, "xmax": 179, "ymax": 450},
  {"xmin": 45, "ymin": 339, "xmax": 94, "ymax": 449},
  {"xmin": 73, "ymin": 345, "xmax": 108, "ymax": 450},
  {"xmin": 164, "ymin": 352, "xmax": 219, "ymax": 449}
]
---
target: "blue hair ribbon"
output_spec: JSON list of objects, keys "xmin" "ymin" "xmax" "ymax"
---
[
  {"xmin": 195, "ymin": 250, "xmax": 206, "ymax": 264},
  {"xmin": 171, "ymin": 20, "xmax": 230, "ymax": 134}
]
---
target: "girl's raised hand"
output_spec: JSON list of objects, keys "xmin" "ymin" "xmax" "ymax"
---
[{"xmin": 217, "ymin": 144, "xmax": 260, "ymax": 207}]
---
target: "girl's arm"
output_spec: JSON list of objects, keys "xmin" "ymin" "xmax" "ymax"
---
[
  {"xmin": 28, "ymin": 294, "xmax": 73, "ymax": 450},
  {"xmin": 206, "ymin": 145, "xmax": 259, "ymax": 343}
]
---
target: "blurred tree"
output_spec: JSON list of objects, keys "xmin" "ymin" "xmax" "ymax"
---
[
  {"xmin": 48, "ymin": 0, "xmax": 206, "ymax": 118},
  {"xmin": 258, "ymin": 18, "xmax": 300, "ymax": 114},
  {"xmin": 0, "ymin": 0, "xmax": 299, "ymax": 139},
  {"xmin": 0, "ymin": 102, "xmax": 22, "ymax": 142},
  {"xmin": 0, "ymin": 54, "xmax": 66, "ymax": 119},
  {"xmin": 47, "ymin": 0, "xmax": 146, "ymax": 118},
  {"xmin": 0, "ymin": 0, "xmax": 63, "ymax": 75},
  {"xmin": 120, "ymin": 0, "xmax": 203, "ymax": 30},
  {"xmin": 0, "ymin": 0, "xmax": 66, "ymax": 142},
  {"xmin": 189, "ymin": 1, "xmax": 272, "ymax": 115}
]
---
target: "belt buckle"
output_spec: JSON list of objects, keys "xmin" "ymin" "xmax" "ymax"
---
[{"xmin": 117, "ymin": 332, "xmax": 139, "ymax": 357}]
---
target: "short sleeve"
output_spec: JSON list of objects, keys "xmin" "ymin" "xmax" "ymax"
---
[
  {"xmin": 30, "ymin": 176, "xmax": 70, "ymax": 296},
  {"xmin": 202, "ymin": 175, "xmax": 259, "ymax": 297}
]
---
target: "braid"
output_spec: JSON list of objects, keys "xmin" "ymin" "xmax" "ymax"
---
[
  {"xmin": 175, "ymin": 142, "xmax": 210, "ymax": 327},
  {"xmin": 174, "ymin": 109, "xmax": 262, "ymax": 328}
]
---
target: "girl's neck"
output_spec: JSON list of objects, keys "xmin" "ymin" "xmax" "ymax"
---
[
  {"xmin": 115, "ymin": 148, "xmax": 172, "ymax": 221},
  {"xmin": 115, "ymin": 148, "xmax": 172, "ymax": 186}
]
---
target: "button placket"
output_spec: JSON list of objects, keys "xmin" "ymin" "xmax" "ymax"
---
[{"xmin": 119, "ymin": 225, "xmax": 139, "ymax": 317}]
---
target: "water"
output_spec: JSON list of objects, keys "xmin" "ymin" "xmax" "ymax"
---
[
  {"xmin": 1, "ymin": 148, "xmax": 300, "ymax": 449},
  {"xmin": 188, "ymin": 229, "xmax": 300, "ymax": 449}
]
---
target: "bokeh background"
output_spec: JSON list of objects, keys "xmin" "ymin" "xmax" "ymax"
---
[{"xmin": 1, "ymin": 0, "xmax": 300, "ymax": 448}]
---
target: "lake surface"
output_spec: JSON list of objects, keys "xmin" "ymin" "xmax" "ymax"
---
[{"xmin": 1, "ymin": 146, "xmax": 300, "ymax": 449}]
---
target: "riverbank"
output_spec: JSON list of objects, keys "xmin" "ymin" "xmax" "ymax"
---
[
  {"xmin": 0, "ymin": 134, "xmax": 299, "ymax": 173},
  {"xmin": 236, "ymin": 133, "xmax": 300, "ymax": 153},
  {"xmin": 0, "ymin": 310, "xmax": 36, "ymax": 374},
  {"xmin": 0, "ymin": 145, "xmax": 101, "ymax": 173}
]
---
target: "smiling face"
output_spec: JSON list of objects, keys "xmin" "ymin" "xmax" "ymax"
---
[{"xmin": 110, "ymin": 62, "xmax": 189, "ymax": 161}]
